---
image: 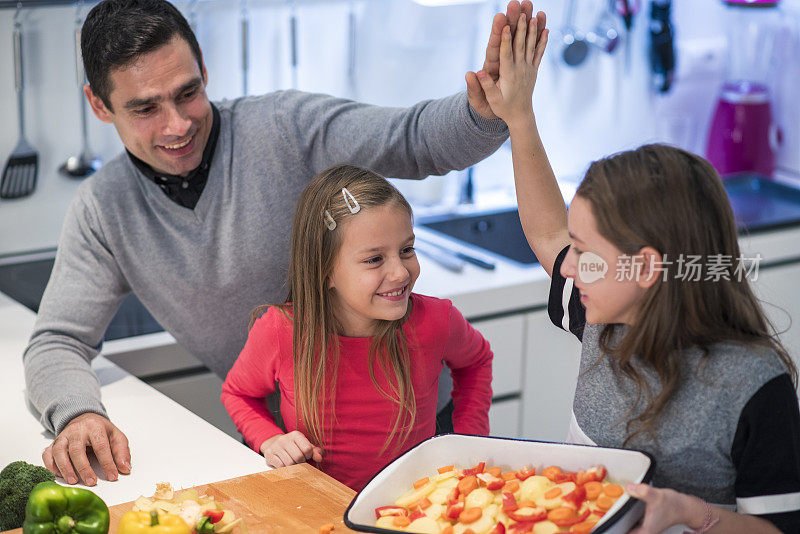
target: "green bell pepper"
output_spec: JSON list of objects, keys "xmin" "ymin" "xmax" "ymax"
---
[{"xmin": 22, "ymin": 481, "xmax": 110, "ymax": 534}]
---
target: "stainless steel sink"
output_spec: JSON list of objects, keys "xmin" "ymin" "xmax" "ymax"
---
[{"xmin": 419, "ymin": 208, "xmax": 539, "ymax": 265}]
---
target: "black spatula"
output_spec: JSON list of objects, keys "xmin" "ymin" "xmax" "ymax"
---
[{"xmin": 1, "ymin": 17, "xmax": 38, "ymax": 199}]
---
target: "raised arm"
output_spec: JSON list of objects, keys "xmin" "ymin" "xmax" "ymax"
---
[
  {"xmin": 474, "ymin": 11, "xmax": 571, "ymax": 277},
  {"xmin": 268, "ymin": 89, "xmax": 508, "ymax": 181}
]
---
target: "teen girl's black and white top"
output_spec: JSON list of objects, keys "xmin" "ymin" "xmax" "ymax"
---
[{"xmin": 548, "ymin": 245, "xmax": 800, "ymax": 532}]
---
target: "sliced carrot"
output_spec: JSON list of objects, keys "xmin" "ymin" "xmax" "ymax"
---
[
  {"xmin": 437, "ymin": 465, "xmax": 455, "ymax": 474},
  {"xmin": 547, "ymin": 506, "xmax": 575, "ymax": 522},
  {"xmin": 463, "ymin": 530, "xmax": 476, "ymax": 534},
  {"xmin": 459, "ymin": 507, "xmax": 483, "ymax": 524},
  {"xmin": 584, "ymin": 481, "xmax": 603, "ymax": 501},
  {"xmin": 413, "ymin": 477, "xmax": 429, "ymax": 489},
  {"xmin": 544, "ymin": 487, "xmax": 563, "ymax": 499},
  {"xmin": 573, "ymin": 521, "xmax": 596, "ymax": 534},
  {"xmin": 542, "ymin": 466, "xmax": 563, "ymax": 481},
  {"xmin": 442, "ymin": 527, "xmax": 454, "ymax": 534},
  {"xmin": 487, "ymin": 467, "xmax": 502, "ymax": 478},
  {"xmin": 603, "ymin": 484, "xmax": 624, "ymax": 498},
  {"xmin": 392, "ymin": 515, "xmax": 411, "ymax": 527},
  {"xmin": 457, "ymin": 475, "xmax": 478, "ymax": 496},
  {"xmin": 319, "ymin": 523, "xmax": 335, "ymax": 534},
  {"xmin": 503, "ymin": 480, "xmax": 520, "ymax": 493},
  {"xmin": 595, "ymin": 494, "xmax": 615, "ymax": 511},
  {"xmin": 501, "ymin": 471, "xmax": 517, "ymax": 481}
]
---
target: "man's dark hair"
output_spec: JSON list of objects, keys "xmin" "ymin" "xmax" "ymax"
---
[{"xmin": 81, "ymin": 0, "xmax": 203, "ymax": 111}]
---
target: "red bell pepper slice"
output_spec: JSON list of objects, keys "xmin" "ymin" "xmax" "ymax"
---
[
  {"xmin": 408, "ymin": 507, "xmax": 425, "ymax": 522},
  {"xmin": 477, "ymin": 472, "xmax": 504, "ymax": 491},
  {"xmin": 462, "ymin": 462, "xmax": 486, "ymax": 477},
  {"xmin": 501, "ymin": 492, "xmax": 518, "ymax": 512},
  {"xmin": 488, "ymin": 522, "xmax": 506, "ymax": 534},
  {"xmin": 507, "ymin": 506, "xmax": 547, "ymax": 523},
  {"xmin": 576, "ymin": 465, "xmax": 608, "ymax": 485},
  {"xmin": 375, "ymin": 506, "xmax": 408, "ymax": 519},
  {"xmin": 563, "ymin": 485, "xmax": 587, "ymax": 509},
  {"xmin": 554, "ymin": 471, "xmax": 578, "ymax": 484},
  {"xmin": 447, "ymin": 487, "xmax": 460, "ymax": 505},
  {"xmin": 202, "ymin": 510, "xmax": 224, "ymax": 524},
  {"xmin": 445, "ymin": 501, "xmax": 465, "ymax": 519},
  {"xmin": 515, "ymin": 465, "xmax": 535, "ymax": 481}
]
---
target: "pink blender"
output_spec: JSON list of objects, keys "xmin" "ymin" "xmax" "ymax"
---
[{"xmin": 706, "ymin": 0, "xmax": 784, "ymax": 178}]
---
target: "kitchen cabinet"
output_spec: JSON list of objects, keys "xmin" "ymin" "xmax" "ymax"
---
[
  {"xmin": 751, "ymin": 259, "xmax": 800, "ymax": 382},
  {"xmin": 522, "ymin": 309, "xmax": 582, "ymax": 443}
]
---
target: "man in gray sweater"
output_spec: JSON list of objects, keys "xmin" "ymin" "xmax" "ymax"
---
[{"xmin": 25, "ymin": 0, "xmax": 537, "ymax": 485}]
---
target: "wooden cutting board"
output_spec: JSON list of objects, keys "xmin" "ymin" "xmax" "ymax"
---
[{"xmin": 5, "ymin": 463, "xmax": 360, "ymax": 534}]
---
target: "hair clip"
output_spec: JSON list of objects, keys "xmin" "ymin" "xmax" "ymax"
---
[
  {"xmin": 323, "ymin": 210, "xmax": 337, "ymax": 231},
  {"xmin": 342, "ymin": 188, "xmax": 360, "ymax": 214}
]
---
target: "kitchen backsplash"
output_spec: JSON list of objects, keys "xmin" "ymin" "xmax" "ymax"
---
[{"xmin": 1, "ymin": 0, "xmax": 799, "ymax": 255}]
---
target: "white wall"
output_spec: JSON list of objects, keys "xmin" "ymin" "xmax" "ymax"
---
[{"xmin": 1, "ymin": 0, "xmax": 799, "ymax": 255}]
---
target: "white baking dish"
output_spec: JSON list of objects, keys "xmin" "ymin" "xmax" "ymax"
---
[{"xmin": 344, "ymin": 434, "xmax": 655, "ymax": 534}]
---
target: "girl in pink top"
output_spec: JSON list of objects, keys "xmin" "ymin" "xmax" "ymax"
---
[{"xmin": 221, "ymin": 164, "xmax": 493, "ymax": 490}]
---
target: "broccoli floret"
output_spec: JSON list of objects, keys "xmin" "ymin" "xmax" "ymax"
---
[{"xmin": 0, "ymin": 460, "xmax": 55, "ymax": 531}]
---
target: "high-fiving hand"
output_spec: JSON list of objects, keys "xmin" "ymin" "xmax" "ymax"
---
[
  {"xmin": 473, "ymin": 10, "xmax": 548, "ymax": 128},
  {"xmin": 466, "ymin": 0, "xmax": 544, "ymax": 120}
]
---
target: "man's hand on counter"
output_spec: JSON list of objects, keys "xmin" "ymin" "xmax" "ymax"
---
[{"xmin": 42, "ymin": 413, "xmax": 132, "ymax": 486}]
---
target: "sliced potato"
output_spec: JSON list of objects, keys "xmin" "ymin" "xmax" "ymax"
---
[
  {"xmin": 215, "ymin": 518, "xmax": 242, "ymax": 533},
  {"xmin": 175, "ymin": 488, "xmax": 200, "ymax": 503},
  {"xmin": 434, "ymin": 470, "xmax": 457, "ymax": 483},
  {"xmin": 459, "ymin": 513, "xmax": 494, "ymax": 534},
  {"xmin": 464, "ymin": 488, "xmax": 494, "ymax": 510},
  {"xmin": 428, "ymin": 487, "xmax": 452, "ymax": 505},
  {"xmin": 376, "ymin": 516, "xmax": 397, "ymax": 529},
  {"xmin": 406, "ymin": 516, "xmax": 440, "ymax": 534},
  {"xmin": 425, "ymin": 503, "xmax": 445, "ymax": 520},
  {"xmin": 532, "ymin": 520, "xmax": 560, "ymax": 534},
  {"xmin": 534, "ymin": 494, "xmax": 563, "ymax": 510},
  {"xmin": 519, "ymin": 475, "xmax": 550, "ymax": 503},
  {"xmin": 435, "ymin": 477, "xmax": 459, "ymax": 490},
  {"xmin": 396, "ymin": 482, "xmax": 436, "ymax": 508},
  {"xmin": 133, "ymin": 496, "xmax": 155, "ymax": 512}
]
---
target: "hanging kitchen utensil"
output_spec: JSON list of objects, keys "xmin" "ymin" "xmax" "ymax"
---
[
  {"xmin": 346, "ymin": 1, "xmax": 357, "ymax": 98},
  {"xmin": 616, "ymin": 0, "xmax": 641, "ymax": 72},
  {"xmin": 648, "ymin": 0, "xmax": 675, "ymax": 93},
  {"xmin": 288, "ymin": 0, "xmax": 298, "ymax": 89},
  {"xmin": 60, "ymin": 6, "xmax": 102, "ymax": 178},
  {"xmin": 240, "ymin": 0, "xmax": 249, "ymax": 96},
  {"xmin": 559, "ymin": 0, "xmax": 589, "ymax": 67},
  {"xmin": 1, "ymin": 9, "xmax": 38, "ymax": 199},
  {"xmin": 587, "ymin": 0, "xmax": 621, "ymax": 54}
]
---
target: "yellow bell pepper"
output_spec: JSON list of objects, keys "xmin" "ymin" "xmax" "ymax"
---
[{"xmin": 118, "ymin": 510, "xmax": 191, "ymax": 534}]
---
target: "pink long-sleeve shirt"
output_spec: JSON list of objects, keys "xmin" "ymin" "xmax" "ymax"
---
[{"xmin": 221, "ymin": 293, "xmax": 493, "ymax": 490}]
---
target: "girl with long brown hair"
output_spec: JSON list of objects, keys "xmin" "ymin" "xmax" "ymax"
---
[
  {"xmin": 472, "ymin": 10, "xmax": 800, "ymax": 533},
  {"xmin": 221, "ymin": 164, "xmax": 493, "ymax": 490}
]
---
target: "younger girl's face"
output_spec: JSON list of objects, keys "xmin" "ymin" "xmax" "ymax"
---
[
  {"xmin": 560, "ymin": 196, "xmax": 648, "ymax": 325},
  {"xmin": 328, "ymin": 203, "xmax": 420, "ymax": 337}
]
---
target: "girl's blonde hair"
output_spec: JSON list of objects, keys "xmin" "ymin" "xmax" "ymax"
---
[
  {"xmin": 576, "ymin": 144, "xmax": 798, "ymax": 445},
  {"xmin": 252, "ymin": 164, "xmax": 417, "ymax": 454}
]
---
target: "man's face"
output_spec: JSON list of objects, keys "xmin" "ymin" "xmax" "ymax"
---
[{"xmin": 85, "ymin": 35, "xmax": 212, "ymax": 177}]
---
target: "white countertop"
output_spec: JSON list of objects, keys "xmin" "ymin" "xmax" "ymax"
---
[{"xmin": 0, "ymin": 291, "xmax": 268, "ymax": 506}]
